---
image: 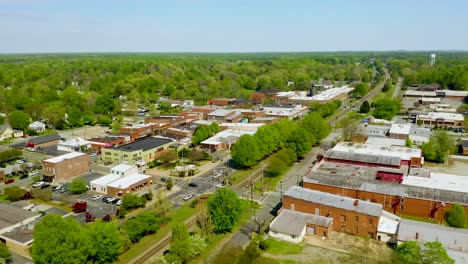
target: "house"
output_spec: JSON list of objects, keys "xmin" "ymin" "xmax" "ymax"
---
[
  {"xmin": 28, "ymin": 121, "xmax": 46, "ymax": 133},
  {"xmin": 269, "ymin": 209, "xmax": 333, "ymax": 243},
  {"xmin": 0, "ymin": 124, "xmax": 23, "ymax": 141},
  {"xmin": 101, "ymin": 137, "xmax": 174, "ymax": 165},
  {"xmin": 27, "ymin": 133, "xmax": 61, "ymax": 149},
  {"xmin": 90, "ymin": 164, "xmax": 151, "ymax": 197},
  {"xmin": 42, "ymin": 152, "xmax": 90, "ymax": 182}
]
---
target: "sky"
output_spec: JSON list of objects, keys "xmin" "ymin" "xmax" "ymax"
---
[{"xmin": 0, "ymin": 0, "xmax": 467, "ymax": 53}]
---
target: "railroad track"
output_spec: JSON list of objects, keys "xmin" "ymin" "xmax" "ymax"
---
[{"xmin": 130, "ymin": 215, "xmax": 199, "ymax": 264}]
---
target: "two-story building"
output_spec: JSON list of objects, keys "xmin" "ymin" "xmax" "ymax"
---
[{"xmin": 42, "ymin": 152, "xmax": 90, "ymax": 182}]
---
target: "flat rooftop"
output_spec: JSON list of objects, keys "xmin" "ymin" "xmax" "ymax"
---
[
  {"xmin": 285, "ymin": 186, "xmax": 383, "ymax": 217},
  {"xmin": 389, "ymin": 124, "xmax": 412, "ymax": 135},
  {"xmin": 305, "ymin": 161, "xmax": 468, "ymax": 205},
  {"xmin": 365, "ymin": 137, "xmax": 405, "ymax": 147},
  {"xmin": 262, "ymin": 105, "xmax": 307, "ymax": 116},
  {"xmin": 418, "ymin": 112, "xmax": 464, "ymax": 121},
  {"xmin": 201, "ymin": 129, "xmax": 255, "ymax": 145},
  {"xmin": 208, "ymin": 109, "xmax": 235, "ymax": 117},
  {"xmin": 113, "ymin": 137, "xmax": 173, "ymax": 152},
  {"xmin": 0, "ymin": 203, "xmax": 40, "ymax": 230},
  {"xmin": 331, "ymin": 142, "xmax": 422, "ymax": 161},
  {"xmin": 377, "ymin": 210, "xmax": 400, "ymax": 235},
  {"xmin": 43, "ymin": 152, "xmax": 86, "ymax": 163},
  {"xmin": 403, "ymin": 172, "xmax": 468, "ymax": 193},
  {"xmin": 107, "ymin": 173, "xmax": 151, "ymax": 189},
  {"xmin": 290, "ymin": 86, "xmax": 353, "ymax": 101},
  {"xmin": 404, "ymin": 90, "xmax": 437, "ymax": 97},
  {"xmin": 270, "ymin": 209, "xmax": 333, "ymax": 237}
]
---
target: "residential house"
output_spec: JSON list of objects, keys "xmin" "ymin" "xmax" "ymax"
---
[
  {"xmin": 28, "ymin": 121, "xmax": 46, "ymax": 133},
  {"xmin": 0, "ymin": 124, "xmax": 23, "ymax": 141}
]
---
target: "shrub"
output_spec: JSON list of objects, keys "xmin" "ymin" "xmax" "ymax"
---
[
  {"xmin": 70, "ymin": 178, "xmax": 88, "ymax": 194},
  {"xmin": 445, "ymin": 204, "xmax": 466, "ymax": 228},
  {"xmin": 121, "ymin": 194, "xmax": 146, "ymax": 210},
  {"xmin": 72, "ymin": 201, "xmax": 87, "ymax": 213},
  {"xmin": 4, "ymin": 186, "xmax": 26, "ymax": 201},
  {"xmin": 166, "ymin": 178, "xmax": 173, "ymax": 190}
]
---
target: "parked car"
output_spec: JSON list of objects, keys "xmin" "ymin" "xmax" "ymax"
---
[
  {"xmin": 112, "ymin": 198, "xmax": 121, "ymax": 204},
  {"xmin": 59, "ymin": 187, "xmax": 70, "ymax": 193},
  {"xmin": 106, "ymin": 197, "xmax": 116, "ymax": 203},
  {"xmin": 37, "ymin": 147, "xmax": 44, "ymax": 150},
  {"xmin": 32, "ymin": 181, "xmax": 45, "ymax": 188},
  {"xmin": 160, "ymin": 177, "xmax": 168, "ymax": 182},
  {"xmin": 40, "ymin": 183, "xmax": 51, "ymax": 189},
  {"xmin": 16, "ymin": 160, "xmax": 25, "ymax": 164},
  {"xmin": 102, "ymin": 196, "xmax": 112, "ymax": 202},
  {"xmin": 182, "ymin": 194, "xmax": 193, "ymax": 201},
  {"xmin": 19, "ymin": 174, "xmax": 28, "ymax": 179},
  {"xmin": 52, "ymin": 185, "xmax": 63, "ymax": 191},
  {"xmin": 29, "ymin": 171, "xmax": 39, "ymax": 176},
  {"xmin": 212, "ymin": 172, "xmax": 222, "ymax": 177},
  {"xmin": 215, "ymin": 183, "xmax": 225, "ymax": 188},
  {"xmin": 91, "ymin": 194, "xmax": 103, "ymax": 201},
  {"xmin": 188, "ymin": 182, "xmax": 198, "ymax": 188},
  {"xmin": 4, "ymin": 179, "xmax": 15, "ymax": 184},
  {"xmin": 116, "ymin": 200, "xmax": 122, "ymax": 206}
]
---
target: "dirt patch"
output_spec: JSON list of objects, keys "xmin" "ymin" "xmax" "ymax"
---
[
  {"xmin": 424, "ymin": 160, "xmax": 468, "ymax": 176},
  {"xmin": 263, "ymin": 233, "xmax": 393, "ymax": 264}
]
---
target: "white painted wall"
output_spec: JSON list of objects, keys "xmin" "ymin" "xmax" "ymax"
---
[{"xmin": 268, "ymin": 226, "xmax": 306, "ymax": 244}]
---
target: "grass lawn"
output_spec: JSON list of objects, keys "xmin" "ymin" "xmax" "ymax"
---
[
  {"xmin": 263, "ymin": 239, "xmax": 304, "ymax": 255},
  {"xmin": 230, "ymin": 156, "xmax": 271, "ymax": 185},
  {"xmin": 401, "ymin": 215, "xmax": 438, "ymax": 224},
  {"xmin": 0, "ymin": 195, "xmax": 10, "ymax": 203},
  {"xmin": 30, "ymin": 199, "xmax": 72, "ymax": 212},
  {"xmin": 0, "ymin": 139, "xmax": 13, "ymax": 145},
  {"xmin": 116, "ymin": 205, "xmax": 197, "ymax": 264},
  {"xmin": 372, "ymin": 83, "xmax": 395, "ymax": 102}
]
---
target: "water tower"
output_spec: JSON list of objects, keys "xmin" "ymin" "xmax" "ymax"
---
[{"xmin": 430, "ymin": 53, "xmax": 436, "ymax": 66}]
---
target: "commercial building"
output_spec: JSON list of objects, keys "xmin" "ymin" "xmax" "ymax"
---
[
  {"xmin": 27, "ymin": 133, "xmax": 61, "ymax": 149},
  {"xmin": 324, "ymin": 142, "xmax": 423, "ymax": 168},
  {"xmin": 288, "ymin": 86, "xmax": 353, "ymax": 105},
  {"xmin": 404, "ymin": 90, "xmax": 437, "ymax": 98},
  {"xmin": 437, "ymin": 90, "xmax": 468, "ymax": 100},
  {"xmin": 90, "ymin": 164, "xmax": 151, "ymax": 197},
  {"xmin": 57, "ymin": 137, "xmax": 91, "ymax": 152},
  {"xmin": 419, "ymin": 98, "xmax": 441, "ymax": 105},
  {"xmin": 416, "ymin": 112, "xmax": 464, "ymax": 127},
  {"xmin": 207, "ymin": 98, "xmax": 236, "ymax": 106},
  {"xmin": 219, "ymin": 123, "xmax": 265, "ymax": 132},
  {"xmin": 144, "ymin": 115, "xmax": 187, "ymax": 127},
  {"xmin": 207, "ymin": 109, "xmax": 242, "ymax": 123},
  {"xmin": 0, "ymin": 203, "xmax": 41, "ymax": 259},
  {"xmin": 365, "ymin": 137, "xmax": 405, "ymax": 147},
  {"xmin": 88, "ymin": 136, "xmax": 129, "ymax": 148},
  {"xmin": 119, "ymin": 123, "xmax": 164, "ymax": 141},
  {"xmin": 389, "ymin": 124, "xmax": 412, "ymax": 139},
  {"xmin": 262, "ymin": 105, "xmax": 309, "ymax": 120},
  {"xmin": 281, "ymin": 186, "xmax": 392, "ymax": 240},
  {"xmin": 42, "ymin": 152, "xmax": 90, "ymax": 182},
  {"xmin": 200, "ymin": 130, "xmax": 255, "ymax": 151},
  {"xmin": 101, "ymin": 137, "xmax": 173, "ymax": 165}
]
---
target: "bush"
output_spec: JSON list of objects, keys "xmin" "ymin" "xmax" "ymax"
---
[
  {"xmin": 122, "ymin": 211, "xmax": 161, "ymax": 243},
  {"xmin": 31, "ymin": 188, "xmax": 52, "ymax": 201},
  {"xmin": 0, "ymin": 241, "xmax": 12, "ymax": 262},
  {"xmin": 121, "ymin": 194, "xmax": 146, "ymax": 210},
  {"xmin": 166, "ymin": 178, "xmax": 173, "ymax": 191},
  {"xmin": 4, "ymin": 186, "xmax": 26, "ymax": 201},
  {"xmin": 445, "ymin": 204, "xmax": 466, "ymax": 228},
  {"xmin": 72, "ymin": 201, "xmax": 87, "ymax": 213},
  {"xmin": 69, "ymin": 178, "xmax": 88, "ymax": 194}
]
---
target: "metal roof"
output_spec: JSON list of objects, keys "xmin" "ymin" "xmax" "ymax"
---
[
  {"xmin": 270, "ymin": 209, "xmax": 333, "ymax": 236},
  {"xmin": 285, "ymin": 186, "xmax": 383, "ymax": 217},
  {"xmin": 324, "ymin": 150, "xmax": 402, "ymax": 166}
]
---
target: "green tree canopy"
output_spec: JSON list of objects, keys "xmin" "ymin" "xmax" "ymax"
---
[
  {"xmin": 207, "ymin": 188, "xmax": 244, "ymax": 233},
  {"xmin": 0, "ymin": 241, "xmax": 12, "ymax": 262},
  {"xmin": 4, "ymin": 186, "xmax": 26, "ymax": 201},
  {"xmin": 231, "ymin": 134, "xmax": 262, "ymax": 168},
  {"xmin": 372, "ymin": 98, "xmax": 401, "ymax": 120},
  {"xmin": 87, "ymin": 221, "xmax": 123, "ymax": 264},
  {"xmin": 445, "ymin": 204, "xmax": 466, "ymax": 228},
  {"xmin": 360, "ymin": 100, "xmax": 371, "ymax": 113},
  {"xmin": 69, "ymin": 178, "xmax": 88, "ymax": 194},
  {"xmin": 8, "ymin": 110, "xmax": 31, "ymax": 130}
]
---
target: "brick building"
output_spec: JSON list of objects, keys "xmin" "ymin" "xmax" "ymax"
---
[
  {"xmin": 101, "ymin": 137, "xmax": 173, "ymax": 165},
  {"xmin": 207, "ymin": 109, "xmax": 242, "ymax": 123},
  {"xmin": 89, "ymin": 136, "xmax": 128, "ymax": 148},
  {"xmin": 416, "ymin": 112, "xmax": 464, "ymax": 127},
  {"xmin": 42, "ymin": 152, "xmax": 90, "ymax": 182},
  {"xmin": 27, "ymin": 133, "xmax": 61, "ymax": 149},
  {"xmin": 144, "ymin": 115, "xmax": 187, "ymax": 127},
  {"xmin": 389, "ymin": 124, "xmax": 412, "ymax": 139},
  {"xmin": 282, "ymin": 186, "xmax": 382, "ymax": 239},
  {"xmin": 207, "ymin": 98, "xmax": 235, "ymax": 106}
]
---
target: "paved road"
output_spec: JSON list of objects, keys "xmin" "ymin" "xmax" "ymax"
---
[{"xmin": 392, "ymin": 77, "xmax": 403, "ymax": 98}]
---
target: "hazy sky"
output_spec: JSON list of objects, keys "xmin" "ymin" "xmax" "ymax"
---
[{"xmin": 1, "ymin": 0, "xmax": 467, "ymax": 53}]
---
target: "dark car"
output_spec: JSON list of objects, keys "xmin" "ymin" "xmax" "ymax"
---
[
  {"xmin": 102, "ymin": 196, "xmax": 112, "ymax": 202},
  {"xmin": 112, "ymin": 198, "xmax": 121, "ymax": 204},
  {"xmin": 188, "ymin": 182, "xmax": 198, "ymax": 188},
  {"xmin": 37, "ymin": 147, "xmax": 44, "ymax": 150},
  {"xmin": 41, "ymin": 183, "xmax": 51, "ymax": 189},
  {"xmin": 19, "ymin": 174, "xmax": 28, "ymax": 179},
  {"xmin": 161, "ymin": 177, "xmax": 168, "ymax": 182}
]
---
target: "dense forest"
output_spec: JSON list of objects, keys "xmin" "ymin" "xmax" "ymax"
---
[{"xmin": 0, "ymin": 52, "xmax": 467, "ymax": 130}]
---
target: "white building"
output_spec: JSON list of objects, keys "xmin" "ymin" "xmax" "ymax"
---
[
  {"xmin": 200, "ymin": 129, "xmax": 255, "ymax": 151},
  {"xmin": 90, "ymin": 164, "xmax": 151, "ymax": 195},
  {"xmin": 57, "ymin": 137, "xmax": 91, "ymax": 152},
  {"xmin": 28, "ymin": 121, "xmax": 46, "ymax": 133}
]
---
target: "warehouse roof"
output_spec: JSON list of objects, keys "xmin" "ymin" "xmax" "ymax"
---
[
  {"xmin": 201, "ymin": 130, "xmax": 255, "ymax": 145},
  {"xmin": 29, "ymin": 133, "xmax": 61, "ymax": 145},
  {"xmin": 270, "ymin": 209, "xmax": 333, "ymax": 237},
  {"xmin": 403, "ymin": 172, "xmax": 468, "ymax": 193},
  {"xmin": 365, "ymin": 137, "xmax": 406, "ymax": 147},
  {"xmin": 404, "ymin": 90, "xmax": 437, "ymax": 97},
  {"xmin": 389, "ymin": 124, "xmax": 412, "ymax": 135},
  {"xmin": 285, "ymin": 186, "xmax": 383, "ymax": 217},
  {"xmin": 114, "ymin": 137, "xmax": 173, "ymax": 152},
  {"xmin": 208, "ymin": 109, "xmax": 235, "ymax": 117},
  {"xmin": 324, "ymin": 150, "xmax": 402, "ymax": 166},
  {"xmin": 107, "ymin": 173, "xmax": 151, "ymax": 189},
  {"xmin": 377, "ymin": 210, "xmax": 401, "ymax": 235},
  {"xmin": 331, "ymin": 142, "xmax": 422, "ymax": 161},
  {"xmin": 0, "ymin": 203, "xmax": 40, "ymax": 230},
  {"xmin": 417, "ymin": 112, "xmax": 464, "ymax": 121}
]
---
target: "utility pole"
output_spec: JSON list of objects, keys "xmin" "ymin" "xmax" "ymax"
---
[{"xmin": 280, "ymin": 181, "xmax": 283, "ymax": 203}]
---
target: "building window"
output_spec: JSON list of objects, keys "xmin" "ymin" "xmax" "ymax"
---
[
  {"xmin": 368, "ymin": 218, "xmax": 373, "ymax": 225},
  {"xmin": 355, "ymin": 216, "xmax": 359, "ymax": 222},
  {"xmin": 340, "ymin": 215, "xmax": 346, "ymax": 222},
  {"xmin": 400, "ymin": 205, "xmax": 404, "ymax": 210},
  {"xmin": 291, "ymin": 204, "xmax": 295, "ymax": 211}
]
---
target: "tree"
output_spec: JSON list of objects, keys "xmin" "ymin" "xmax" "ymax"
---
[
  {"xmin": 4, "ymin": 186, "xmax": 26, "ymax": 201},
  {"xmin": 421, "ymin": 241, "xmax": 455, "ymax": 264},
  {"xmin": 372, "ymin": 98, "xmax": 401, "ymax": 120},
  {"xmin": 122, "ymin": 211, "xmax": 161, "ymax": 243},
  {"xmin": 153, "ymin": 192, "xmax": 173, "ymax": 222},
  {"xmin": 8, "ymin": 110, "xmax": 31, "ymax": 130},
  {"xmin": 167, "ymin": 224, "xmax": 192, "ymax": 263},
  {"xmin": 360, "ymin": 100, "xmax": 371, "ymax": 113},
  {"xmin": 421, "ymin": 131, "xmax": 455, "ymax": 163},
  {"xmin": 207, "ymin": 188, "xmax": 244, "ymax": 233},
  {"xmin": 382, "ymin": 81, "xmax": 391, "ymax": 92},
  {"xmin": 87, "ymin": 221, "xmax": 123, "ymax": 264},
  {"xmin": 188, "ymin": 149, "xmax": 205, "ymax": 162},
  {"xmin": 121, "ymin": 194, "xmax": 146, "ymax": 210},
  {"xmin": 0, "ymin": 241, "xmax": 12, "ymax": 262},
  {"xmin": 286, "ymin": 127, "xmax": 314, "ymax": 156},
  {"xmin": 275, "ymin": 148, "xmax": 297, "ymax": 166},
  {"xmin": 158, "ymin": 151, "xmax": 178, "ymax": 167},
  {"xmin": 69, "ymin": 178, "xmax": 88, "ymax": 194},
  {"xmin": 32, "ymin": 215, "xmax": 90, "ymax": 264},
  {"xmin": 67, "ymin": 106, "xmax": 83, "ymax": 127},
  {"xmin": 445, "ymin": 204, "xmax": 466, "ymax": 228},
  {"xmin": 352, "ymin": 82, "xmax": 369, "ymax": 97},
  {"xmin": 266, "ymin": 156, "xmax": 287, "ymax": 177},
  {"xmin": 0, "ymin": 115, "xmax": 4, "ymax": 125},
  {"xmin": 393, "ymin": 241, "xmax": 421, "ymax": 264},
  {"xmin": 232, "ymin": 135, "xmax": 261, "ymax": 168}
]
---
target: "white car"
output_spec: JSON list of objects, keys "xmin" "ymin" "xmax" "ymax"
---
[
  {"xmin": 212, "ymin": 172, "xmax": 223, "ymax": 177},
  {"xmin": 182, "ymin": 194, "xmax": 193, "ymax": 201},
  {"xmin": 116, "ymin": 200, "xmax": 122, "ymax": 206},
  {"xmin": 91, "ymin": 194, "xmax": 103, "ymax": 201},
  {"xmin": 32, "ymin": 181, "xmax": 45, "ymax": 188},
  {"xmin": 215, "ymin": 183, "xmax": 225, "ymax": 188},
  {"xmin": 16, "ymin": 160, "xmax": 25, "ymax": 164},
  {"xmin": 89, "ymin": 153, "xmax": 97, "ymax": 157},
  {"xmin": 29, "ymin": 171, "xmax": 39, "ymax": 176}
]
